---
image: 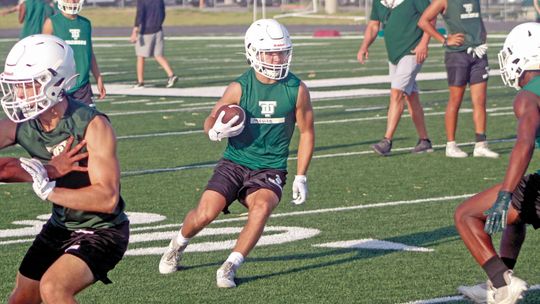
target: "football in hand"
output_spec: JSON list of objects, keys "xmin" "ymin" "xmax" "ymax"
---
[{"xmin": 216, "ymin": 104, "xmax": 245, "ymax": 127}]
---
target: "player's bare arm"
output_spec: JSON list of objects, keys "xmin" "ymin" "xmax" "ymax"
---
[
  {"xmin": 91, "ymin": 52, "xmax": 106, "ymax": 99},
  {"xmin": 17, "ymin": 2, "xmax": 25, "ymax": 24},
  {"xmin": 42, "ymin": 18, "xmax": 53, "ymax": 34},
  {"xmin": 0, "ymin": 118, "xmax": 17, "ymax": 149},
  {"xmin": 204, "ymin": 82, "xmax": 242, "ymax": 134},
  {"xmin": 295, "ymin": 82, "xmax": 315, "ymax": 176},
  {"xmin": 499, "ymin": 90, "xmax": 540, "ymax": 192},
  {"xmin": 47, "ymin": 115, "xmax": 121, "ymax": 213},
  {"xmin": 357, "ymin": 20, "xmax": 380, "ymax": 64}
]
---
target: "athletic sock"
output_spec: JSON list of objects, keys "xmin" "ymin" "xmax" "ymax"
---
[
  {"xmin": 482, "ymin": 256, "xmax": 509, "ymax": 288},
  {"xmin": 501, "ymin": 257, "xmax": 517, "ymax": 270},
  {"xmin": 226, "ymin": 252, "xmax": 245, "ymax": 268},
  {"xmin": 475, "ymin": 133, "xmax": 487, "ymax": 142},
  {"xmin": 176, "ymin": 231, "xmax": 191, "ymax": 247}
]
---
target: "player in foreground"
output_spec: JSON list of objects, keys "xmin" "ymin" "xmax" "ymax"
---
[
  {"xmin": 454, "ymin": 22, "xmax": 540, "ymax": 304},
  {"xmin": 159, "ymin": 19, "xmax": 315, "ymax": 288},
  {"xmin": 0, "ymin": 34, "xmax": 129, "ymax": 303}
]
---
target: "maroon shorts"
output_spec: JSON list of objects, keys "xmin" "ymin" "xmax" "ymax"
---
[{"xmin": 206, "ymin": 158, "xmax": 287, "ymax": 213}]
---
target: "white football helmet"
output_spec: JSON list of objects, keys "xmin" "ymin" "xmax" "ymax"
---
[
  {"xmin": 0, "ymin": 34, "xmax": 77, "ymax": 123},
  {"xmin": 498, "ymin": 22, "xmax": 540, "ymax": 90},
  {"xmin": 245, "ymin": 19, "xmax": 292, "ymax": 80},
  {"xmin": 57, "ymin": 0, "xmax": 84, "ymax": 15}
]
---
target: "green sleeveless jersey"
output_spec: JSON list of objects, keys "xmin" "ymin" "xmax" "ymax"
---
[
  {"xmin": 15, "ymin": 99, "xmax": 128, "ymax": 230},
  {"xmin": 370, "ymin": 0, "xmax": 430, "ymax": 64},
  {"xmin": 20, "ymin": 0, "xmax": 53, "ymax": 39},
  {"xmin": 522, "ymin": 76, "xmax": 540, "ymax": 151},
  {"xmin": 442, "ymin": 0, "xmax": 486, "ymax": 52},
  {"xmin": 50, "ymin": 13, "xmax": 93, "ymax": 93},
  {"xmin": 223, "ymin": 69, "xmax": 300, "ymax": 170}
]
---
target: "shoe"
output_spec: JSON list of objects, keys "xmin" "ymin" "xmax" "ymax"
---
[
  {"xmin": 166, "ymin": 75, "xmax": 178, "ymax": 88},
  {"xmin": 458, "ymin": 282, "xmax": 490, "ymax": 304},
  {"xmin": 371, "ymin": 138, "xmax": 392, "ymax": 156},
  {"xmin": 474, "ymin": 141, "xmax": 499, "ymax": 158},
  {"xmin": 446, "ymin": 141, "xmax": 468, "ymax": 158},
  {"xmin": 158, "ymin": 238, "xmax": 186, "ymax": 274},
  {"xmin": 487, "ymin": 270, "xmax": 528, "ymax": 304},
  {"xmin": 216, "ymin": 261, "xmax": 237, "ymax": 288},
  {"xmin": 412, "ymin": 138, "xmax": 434, "ymax": 154},
  {"xmin": 133, "ymin": 82, "xmax": 144, "ymax": 89}
]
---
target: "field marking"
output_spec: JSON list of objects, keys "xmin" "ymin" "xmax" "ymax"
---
[
  {"xmin": 313, "ymin": 239, "xmax": 434, "ymax": 252},
  {"xmin": 120, "ymin": 138, "xmax": 515, "ymax": 176},
  {"xmin": 401, "ymin": 284, "xmax": 540, "ymax": 304}
]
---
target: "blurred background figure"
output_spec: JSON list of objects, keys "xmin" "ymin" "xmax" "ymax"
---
[
  {"xmin": 130, "ymin": 0, "xmax": 177, "ymax": 89},
  {"xmin": 18, "ymin": 0, "xmax": 54, "ymax": 39}
]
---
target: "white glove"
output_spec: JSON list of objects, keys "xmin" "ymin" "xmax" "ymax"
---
[
  {"xmin": 467, "ymin": 43, "xmax": 488, "ymax": 59},
  {"xmin": 19, "ymin": 157, "xmax": 55, "ymax": 201},
  {"xmin": 208, "ymin": 111, "xmax": 245, "ymax": 142},
  {"xmin": 291, "ymin": 175, "xmax": 307, "ymax": 205}
]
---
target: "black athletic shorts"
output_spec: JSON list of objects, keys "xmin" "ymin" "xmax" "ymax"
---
[
  {"xmin": 19, "ymin": 220, "xmax": 130, "ymax": 284},
  {"xmin": 445, "ymin": 51, "xmax": 489, "ymax": 86},
  {"xmin": 206, "ymin": 158, "xmax": 287, "ymax": 214},
  {"xmin": 68, "ymin": 82, "xmax": 94, "ymax": 106},
  {"xmin": 511, "ymin": 173, "xmax": 540, "ymax": 229}
]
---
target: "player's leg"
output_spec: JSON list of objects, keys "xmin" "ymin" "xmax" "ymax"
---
[
  {"xmin": 152, "ymin": 30, "xmax": 176, "ymax": 87},
  {"xmin": 8, "ymin": 273, "xmax": 41, "ymax": 304},
  {"xmin": 469, "ymin": 57, "xmax": 498, "ymax": 158},
  {"xmin": 216, "ymin": 188, "xmax": 279, "ymax": 288},
  {"xmin": 136, "ymin": 56, "xmax": 145, "ymax": 86},
  {"xmin": 39, "ymin": 255, "xmax": 94, "ymax": 304}
]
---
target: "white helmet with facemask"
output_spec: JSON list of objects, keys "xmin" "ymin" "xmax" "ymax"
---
[
  {"xmin": 244, "ymin": 19, "xmax": 292, "ymax": 80},
  {"xmin": 498, "ymin": 22, "xmax": 540, "ymax": 90},
  {"xmin": 57, "ymin": 0, "xmax": 84, "ymax": 15},
  {"xmin": 0, "ymin": 34, "xmax": 77, "ymax": 123}
]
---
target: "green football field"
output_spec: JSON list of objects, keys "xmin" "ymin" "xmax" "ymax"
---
[{"xmin": 0, "ymin": 33, "xmax": 539, "ymax": 303}]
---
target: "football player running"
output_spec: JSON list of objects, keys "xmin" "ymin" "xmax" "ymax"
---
[
  {"xmin": 43, "ymin": 0, "xmax": 106, "ymax": 106},
  {"xmin": 0, "ymin": 34, "xmax": 129, "ymax": 303},
  {"xmin": 454, "ymin": 22, "xmax": 540, "ymax": 304},
  {"xmin": 159, "ymin": 19, "xmax": 315, "ymax": 288}
]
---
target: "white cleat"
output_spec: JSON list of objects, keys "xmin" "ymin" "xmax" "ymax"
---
[
  {"xmin": 458, "ymin": 282, "xmax": 490, "ymax": 304},
  {"xmin": 216, "ymin": 261, "xmax": 237, "ymax": 288},
  {"xmin": 446, "ymin": 142, "xmax": 468, "ymax": 158},
  {"xmin": 473, "ymin": 142, "xmax": 499, "ymax": 158},
  {"xmin": 487, "ymin": 270, "xmax": 528, "ymax": 304},
  {"xmin": 158, "ymin": 238, "xmax": 186, "ymax": 274}
]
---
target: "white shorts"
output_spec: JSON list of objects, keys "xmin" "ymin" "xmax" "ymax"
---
[{"xmin": 388, "ymin": 55, "xmax": 423, "ymax": 95}]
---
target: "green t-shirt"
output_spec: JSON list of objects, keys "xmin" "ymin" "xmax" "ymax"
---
[
  {"xmin": 521, "ymin": 76, "xmax": 540, "ymax": 164},
  {"xmin": 223, "ymin": 69, "xmax": 300, "ymax": 170},
  {"xmin": 15, "ymin": 99, "xmax": 128, "ymax": 230},
  {"xmin": 442, "ymin": 0, "xmax": 486, "ymax": 52},
  {"xmin": 50, "ymin": 13, "xmax": 93, "ymax": 93},
  {"xmin": 370, "ymin": 0, "xmax": 430, "ymax": 64},
  {"xmin": 19, "ymin": 0, "xmax": 53, "ymax": 39}
]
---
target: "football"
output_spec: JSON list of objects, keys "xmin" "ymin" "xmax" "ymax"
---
[{"xmin": 216, "ymin": 104, "xmax": 245, "ymax": 127}]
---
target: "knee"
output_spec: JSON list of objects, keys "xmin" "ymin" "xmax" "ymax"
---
[
  {"xmin": 40, "ymin": 280, "xmax": 68, "ymax": 304},
  {"xmin": 454, "ymin": 204, "xmax": 472, "ymax": 227},
  {"xmin": 249, "ymin": 201, "xmax": 274, "ymax": 219},
  {"xmin": 8, "ymin": 289, "xmax": 40, "ymax": 304},
  {"xmin": 194, "ymin": 209, "xmax": 219, "ymax": 227}
]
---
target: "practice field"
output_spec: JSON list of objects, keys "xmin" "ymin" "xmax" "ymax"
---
[{"xmin": 0, "ymin": 34, "xmax": 539, "ymax": 303}]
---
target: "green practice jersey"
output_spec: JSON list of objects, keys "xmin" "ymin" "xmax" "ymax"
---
[
  {"xmin": 370, "ymin": 0, "xmax": 430, "ymax": 64},
  {"xmin": 522, "ymin": 76, "xmax": 540, "ymax": 152},
  {"xmin": 50, "ymin": 13, "xmax": 93, "ymax": 93},
  {"xmin": 20, "ymin": 0, "xmax": 53, "ymax": 38},
  {"xmin": 15, "ymin": 100, "xmax": 128, "ymax": 230},
  {"xmin": 223, "ymin": 69, "xmax": 300, "ymax": 170},
  {"xmin": 442, "ymin": 0, "xmax": 486, "ymax": 52}
]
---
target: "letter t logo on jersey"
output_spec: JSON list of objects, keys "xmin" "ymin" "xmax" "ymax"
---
[
  {"xmin": 69, "ymin": 29, "xmax": 81, "ymax": 40},
  {"xmin": 463, "ymin": 3, "xmax": 473, "ymax": 14},
  {"xmin": 259, "ymin": 101, "xmax": 277, "ymax": 117}
]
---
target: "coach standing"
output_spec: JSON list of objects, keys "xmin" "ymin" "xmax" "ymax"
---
[{"xmin": 130, "ymin": 0, "xmax": 177, "ymax": 89}]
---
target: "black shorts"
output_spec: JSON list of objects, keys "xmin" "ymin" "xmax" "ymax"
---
[
  {"xmin": 445, "ymin": 51, "xmax": 489, "ymax": 86},
  {"xmin": 206, "ymin": 158, "xmax": 287, "ymax": 214},
  {"xmin": 68, "ymin": 82, "xmax": 94, "ymax": 106},
  {"xmin": 19, "ymin": 220, "xmax": 129, "ymax": 284},
  {"xmin": 511, "ymin": 173, "xmax": 540, "ymax": 229}
]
